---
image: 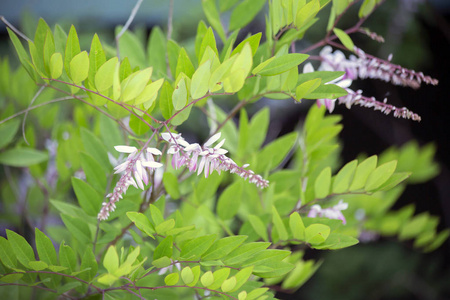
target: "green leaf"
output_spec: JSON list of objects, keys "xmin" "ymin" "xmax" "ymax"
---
[
  {"xmin": 172, "ymin": 77, "xmax": 188, "ymax": 110},
  {"xmin": 248, "ymin": 215, "xmax": 269, "ymax": 242},
  {"xmin": 7, "ymin": 28, "xmax": 36, "ymax": 80},
  {"xmin": 59, "ymin": 242, "xmax": 76, "ymax": 274},
  {"xmin": 223, "ymin": 242, "xmax": 270, "ymax": 266},
  {"xmin": 0, "ymin": 273, "xmax": 24, "ymax": 283},
  {"xmin": 164, "ymin": 272, "xmax": 179, "ymax": 286},
  {"xmin": 229, "ymin": 0, "xmax": 266, "ymax": 31},
  {"xmin": 134, "ymin": 78, "xmax": 164, "ymax": 106},
  {"xmin": 159, "ymin": 81, "xmax": 174, "ymax": 119},
  {"xmin": 70, "ymin": 51, "xmax": 89, "ymax": 84},
  {"xmin": 88, "ymin": 34, "xmax": 106, "ymax": 85},
  {"xmin": 80, "ymin": 128, "xmax": 110, "ymax": 172},
  {"xmin": 95, "ymin": 57, "xmax": 119, "ymax": 92},
  {"xmin": 122, "ymin": 68, "xmax": 153, "ymax": 102},
  {"xmin": 150, "ymin": 204, "xmax": 165, "ymax": 226},
  {"xmin": 103, "ymin": 246, "xmax": 119, "ymax": 274},
  {"xmin": 116, "ymin": 27, "xmax": 146, "ymax": 68},
  {"xmin": 272, "ymin": 205, "xmax": 289, "ymax": 241},
  {"xmin": 79, "ymin": 248, "xmax": 98, "ymax": 282},
  {"xmin": 202, "ymin": 236, "xmax": 247, "ymax": 261},
  {"xmin": 0, "ymin": 119, "xmax": 20, "ymax": 149},
  {"xmin": 256, "ymin": 132, "xmax": 298, "ymax": 173},
  {"xmin": 49, "ymin": 52, "xmax": 63, "ymax": 79},
  {"xmin": 71, "ymin": 177, "xmax": 102, "ymax": 216},
  {"xmin": 333, "ymin": 28, "xmax": 354, "ymax": 51},
  {"xmin": 28, "ymin": 260, "xmax": 48, "ymax": 271},
  {"xmin": 201, "ymin": 271, "xmax": 214, "ymax": 287},
  {"xmin": 162, "ymin": 172, "xmax": 180, "ymax": 199},
  {"xmin": 202, "ymin": 0, "xmax": 226, "ymax": 42},
  {"xmin": 147, "ymin": 27, "xmax": 166, "ymax": 77},
  {"xmin": 254, "ymin": 53, "xmax": 309, "ymax": 76},
  {"xmin": 295, "ymin": 78, "xmax": 321, "ymax": 100},
  {"xmin": 176, "ymin": 48, "xmax": 195, "ymax": 79},
  {"xmin": 242, "ymin": 249, "xmax": 290, "ymax": 267},
  {"xmin": 60, "ymin": 214, "xmax": 92, "ymax": 244},
  {"xmin": 289, "ymin": 212, "xmax": 305, "ymax": 240},
  {"xmin": 217, "ymin": 181, "xmax": 242, "ymax": 220},
  {"xmin": 180, "ymin": 234, "xmax": 216, "ymax": 260},
  {"xmin": 314, "ymin": 167, "xmax": 331, "ymax": 199},
  {"xmin": 313, "ymin": 233, "xmax": 359, "ymax": 250},
  {"xmin": 181, "ymin": 266, "xmax": 194, "ymax": 284},
  {"xmin": 332, "ymin": 160, "xmax": 357, "ymax": 193},
  {"xmin": 0, "ymin": 236, "xmax": 17, "ymax": 269},
  {"xmin": 295, "ymin": 0, "xmax": 320, "ymax": 28},
  {"xmin": 231, "ymin": 266, "xmax": 254, "ymax": 292},
  {"xmin": 155, "ymin": 219, "xmax": 176, "ymax": 234},
  {"xmin": 303, "ymin": 83, "xmax": 347, "ymax": 99},
  {"xmin": 0, "ymin": 148, "xmax": 48, "ymax": 167},
  {"xmin": 152, "ymin": 256, "xmax": 171, "ymax": 268},
  {"xmin": 223, "ymin": 43, "xmax": 253, "ymax": 93},
  {"xmin": 167, "ymin": 39, "xmax": 181, "ymax": 77},
  {"xmin": 231, "ymin": 32, "xmax": 262, "ymax": 57},
  {"xmin": 153, "ymin": 236, "xmax": 173, "ymax": 260},
  {"xmin": 64, "ymin": 25, "xmax": 81, "ymax": 77},
  {"xmin": 221, "ymin": 276, "xmax": 237, "ymax": 292},
  {"xmin": 209, "ymin": 54, "xmax": 238, "ymax": 91},
  {"xmin": 424, "ymin": 229, "xmax": 450, "ymax": 252},
  {"xmin": 349, "ymin": 155, "xmax": 377, "ymax": 190},
  {"xmin": 208, "ymin": 268, "xmax": 231, "ymax": 290},
  {"xmin": 43, "ymin": 30, "xmax": 55, "ymax": 75},
  {"xmin": 359, "ymin": 0, "xmax": 376, "ymax": 18},
  {"xmin": 35, "ymin": 228, "xmax": 57, "ymax": 266},
  {"xmin": 80, "ymin": 152, "xmax": 107, "ymax": 192},
  {"xmin": 365, "ymin": 160, "xmax": 397, "ymax": 191},
  {"xmin": 191, "ymin": 60, "xmax": 211, "ymax": 99},
  {"xmin": 305, "ymin": 224, "xmax": 330, "ymax": 245},
  {"xmin": 6, "ymin": 230, "xmax": 35, "ymax": 268},
  {"xmin": 198, "ymin": 27, "xmax": 218, "ymax": 64},
  {"xmin": 126, "ymin": 212, "xmax": 155, "ymax": 238}
]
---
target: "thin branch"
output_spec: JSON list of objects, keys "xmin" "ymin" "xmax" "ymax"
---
[
  {"xmin": 0, "ymin": 96, "xmax": 77, "ymax": 125},
  {"xmin": 39, "ymin": 84, "xmax": 136, "ymax": 137},
  {"xmin": 0, "ymin": 16, "xmax": 31, "ymax": 42},
  {"xmin": 167, "ymin": 0, "xmax": 174, "ymax": 40},
  {"xmin": 115, "ymin": 0, "xmax": 144, "ymax": 58},
  {"xmin": 42, "ymin": 78, "xmax": 159, "ymax": 129},
  {"xmin": 22, "ymin": 85, "xmax": 45, "ymax": 145}
]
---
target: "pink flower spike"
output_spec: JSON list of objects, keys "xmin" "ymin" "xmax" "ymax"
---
[{"xmin": 114, "ymin": 145, "xmax": 138, "ymax": 153}]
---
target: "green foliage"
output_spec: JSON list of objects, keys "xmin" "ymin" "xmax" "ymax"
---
[{"xmin": 0, "ymin": 1, "xmax": 446, "ymax": 299}]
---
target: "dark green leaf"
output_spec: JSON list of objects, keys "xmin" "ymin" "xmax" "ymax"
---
[
  {"xmin": 6, "ymin": 230, "xmax": 35, "ymax": 268},
  {"xmin": 0, "ymin": 148, "xmax": 48, "ymax": 167},
  {"xmin": 71, "ymin": 177, "xmax": 102, "ymax": 217}
]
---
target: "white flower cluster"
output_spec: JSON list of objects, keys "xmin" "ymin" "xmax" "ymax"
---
[
  {"xmin": 308, "ymin": 200, "xmax": 349, "ymax": 224},
  {"xmin": 98, "ymin": 146, "xmax": 163, "ymax": 220},
  {"xmin": 162, "ymin": 132, "xmax": 269, "ymax": 188}
]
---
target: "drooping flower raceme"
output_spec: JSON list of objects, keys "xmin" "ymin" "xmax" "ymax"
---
[
  {"xmin": 161, "ymin": 132, "xmax": 269, "ymax": 188},
  {"xmin": 98, "ymin": 145, "xmax": 163, "ymax": 220},
  {"xmin": 308, "ymin": 200, "xmax": 349, "ymax": 224},
  {"xmin": 305, "ymin": 45, "xmax": 437, "ymax": 121}
]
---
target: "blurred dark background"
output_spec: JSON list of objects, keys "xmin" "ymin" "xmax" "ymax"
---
[{"xmin": 1, "ymin": 0, "xmax": 449, "ymax": 299}]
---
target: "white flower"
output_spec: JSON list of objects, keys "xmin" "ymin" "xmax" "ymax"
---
[
  {"xmin": 162, "ymin": 131, "xmax": 269, "ymax": 188},
  {"xmin": 98, "ymin": 145, "xmax": 163, "ymax": 221},
  {"xmin": 307, "ymin": 200, "xmax": 348, "ymax": 224}
]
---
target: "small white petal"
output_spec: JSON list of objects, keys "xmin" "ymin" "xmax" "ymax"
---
[
  {"xmin": 185, "ymin": 143, "xmax": 201, "ymax": 152},
  {"xmin": 142, "ymin": 161, "xmax": 163, "ymax": 168},
  {"xmin": 303, "ymin": 62, "xmax": 314, "ymax": 73},
  {"xmin": 161, "ymin": 132, "xmax": 172, "ymax": 141},
  {"xmin": 204, "ymin": 132, "xmax": 221, "ymax": 147},
  {"xmin": 214, "ymin": 139, "xmax": 226, "ymax": 149},
  {"xmin": 147, "ymin": 147, "xmax": 162, "ymax": 155},
  {"xmin": 114, "ymin": 145, "xmax": 137, "ymax": 153}
]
